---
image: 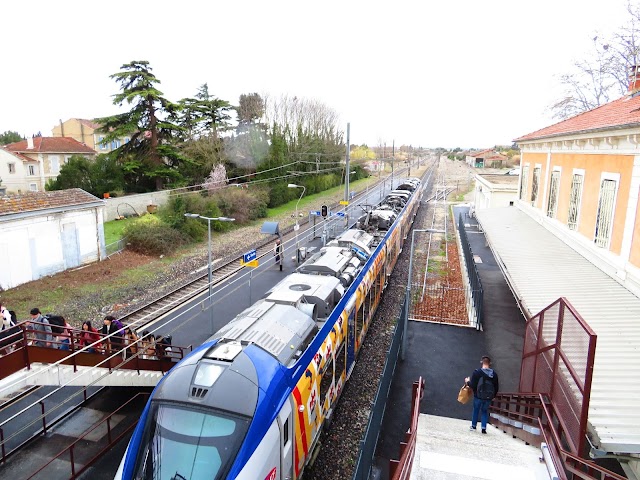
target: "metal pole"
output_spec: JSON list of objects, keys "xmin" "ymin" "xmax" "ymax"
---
[
  {"xmin": 345, "ymin": 123, "xmax": 351, "ymax": 229},
  {"xmin": 207, "ymin": 218, "xmax": 213, "ymax": 333}
]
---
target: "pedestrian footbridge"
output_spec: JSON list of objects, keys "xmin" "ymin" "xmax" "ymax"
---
[{"xmin": 0, "ymin": 323, "xmax": 190, "ymax": 397}]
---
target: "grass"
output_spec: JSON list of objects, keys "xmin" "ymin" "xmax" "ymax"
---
[{"xmin": 104, "ymin": 216, "xmax": 139, "ymax": 244}]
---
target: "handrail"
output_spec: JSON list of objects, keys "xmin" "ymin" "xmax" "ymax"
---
[
  {"xmin": 26, "ymin": 392, "xmax": 150, "ymax": 479},
  {"xmin": 389, "ymin": 377, "xmax": 424, "ymax": 480},
  {"xmin": 491, "ymin": 392, "xmax": 626, "ymax": 480}
]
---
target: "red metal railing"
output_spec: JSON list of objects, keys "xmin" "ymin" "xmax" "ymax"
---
[
  {"xmin": 519, "ymin": 297, "xmax": 596, "ymax": 456},
  {"xmin": 0, "ymin": 320, "xmax": 192, "ymax": 382},
  {"xmin": 490, "ymin": 393, "xmax": 626, "ymax": 480},
  {"xmin": 389, "ymin": 377, "xmax": 424, "ymax": 480},
  {"xmin": 26, "ymin": 392, "xmax": 150, "ymax": 479}
]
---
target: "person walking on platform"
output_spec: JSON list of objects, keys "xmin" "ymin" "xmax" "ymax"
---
[
  {"xmin": 465, "ymin": 355, "xmax": 499, "ymax": 434},
  {"xmin": 29, "ymin": 308, "xmax": 53, "ymax": 348},
  {"xmin": 274, "ymin": 239, "xmax": 284, "ymax": 271}
]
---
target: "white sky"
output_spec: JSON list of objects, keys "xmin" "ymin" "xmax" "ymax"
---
[{"xmin": 0, "ymin": 0, "xmax": 632, "ymax": 149}]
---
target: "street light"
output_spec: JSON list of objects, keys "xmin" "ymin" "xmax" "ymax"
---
[
  {"xmin": 288, "ymin": 184, "xmax": 306, "ymax": 265},
  {"xmin": 184, "ymin": 213, "xmax": 235, "ymax": 332}
]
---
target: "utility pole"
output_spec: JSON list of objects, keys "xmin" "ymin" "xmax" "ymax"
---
[
  {"xmin": 345, "ymin": 123, "xmax": 350, "ymax": 228},
  {"xmin": 391, "ymin": 140, "xmax": 395, "ymax": 190}
]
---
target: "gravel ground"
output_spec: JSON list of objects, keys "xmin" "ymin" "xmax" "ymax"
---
[{"xmin": 303, "ymin": 157, "xmax": 475, "ymax": 480}]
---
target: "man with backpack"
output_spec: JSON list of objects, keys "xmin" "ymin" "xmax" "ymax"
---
[{"xmin": 465, "ymin": 355, "xmax": 499, "ymax": 434}]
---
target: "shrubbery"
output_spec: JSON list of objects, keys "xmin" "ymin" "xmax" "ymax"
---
[{"xmin": 123, "ymin": 215, "xmax": 189, "ymax": 256}]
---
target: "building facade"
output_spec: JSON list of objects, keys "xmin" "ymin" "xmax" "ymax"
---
[
  {"xmin": 0, "ymin": 189, "xmax": 106, "ymax": 290},
  {"xmin": 51, "ymin": 118, "xmax": 130, "ymax": 153},
  {"xmin": 473, "ymin": 174, "xmax": 519, "ymax": 212},
  {"xmin": 515, "ymin": 92, "xmax": 640, "ymax": 297},
  {"xmin": 1, "ymin": 137, "xmax": 96, "ymax": 193}
]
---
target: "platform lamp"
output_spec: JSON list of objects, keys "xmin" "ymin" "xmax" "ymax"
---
[
  {"xmin": 287, "ymin": 183, "xmax": 306, "ymax": 265},
  {"xmin": 184, "ymin": 213, "xmax": 235, "ymax": 332}
]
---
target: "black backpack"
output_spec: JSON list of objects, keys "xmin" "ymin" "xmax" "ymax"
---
[{"xmin": 476, "ymin": 375, "xmax": 495, "ymax": 400}]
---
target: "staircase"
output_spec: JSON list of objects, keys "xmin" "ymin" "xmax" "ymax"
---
[{"xmin": 410, "ymin": 414, "xmax": 552, "ymax": 480}]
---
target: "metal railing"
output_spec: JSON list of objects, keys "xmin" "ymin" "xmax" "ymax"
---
[
  {"xmin": 106, "ymin": 237, "xmax": 127, "ymax": 257},
  {"xmin": 457, "ymin": 213, "xmax": 483, "ymax": 329},
  {"xmin": 25, "ymin": 392, "xmax": 150, "ymax": 479},
  {"xmin": 352, "ymin": 297, "xmax": 407, "ymax": 480},
  {"xmin": 519, "ymin": 297, "xmax": 597, "ymax": 456},
  {"xmin": 389, "ymin": 377, "xmax": 424, "ymax": 480},
  {"xmin": 490, "ymin": 392, "xmax": 626, "ymax": 480}
]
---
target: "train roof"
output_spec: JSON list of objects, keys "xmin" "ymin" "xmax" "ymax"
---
[{"xmin": 214, "ymin": 300, "xmax": 316, "ymax": 365}]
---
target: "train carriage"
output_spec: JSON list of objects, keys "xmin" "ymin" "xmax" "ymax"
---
[{"xmin": 116, "ymin": 176, "xmax": 424, "ymax": 480}]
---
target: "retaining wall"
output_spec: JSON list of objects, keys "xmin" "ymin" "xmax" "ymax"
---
[{"xmin": 104, "ymin": 191, "xmax": 171, "ymax": 221}]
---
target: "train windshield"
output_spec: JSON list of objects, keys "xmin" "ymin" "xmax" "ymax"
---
[{"xmin": 134, "ymin": 402, "xmax": 250, "ymax": 480}]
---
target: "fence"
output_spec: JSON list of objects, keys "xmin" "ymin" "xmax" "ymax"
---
[
  {"xmin": 352, "ymin": 297, "xmax": 406, "ymax": 480},
  {"xmin": 106, "ymin": 238, "xmax": 127, "ymax": 257},
  {"xmin": 457, "ymin": 213, "xmax": 484, "ymax": 329},
  {"xmin": 519, "ymin": 297, "xmax": 597, "ymax": 456}
]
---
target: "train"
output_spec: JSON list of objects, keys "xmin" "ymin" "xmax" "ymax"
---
[{"xmin": 115, "ymin": 175, "xmax": 424, "ymax": 480}]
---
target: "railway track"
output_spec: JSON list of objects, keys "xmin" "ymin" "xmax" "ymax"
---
[{"xmin": 118, "ymin": 165, "xmax": 419, "ymax": 330}]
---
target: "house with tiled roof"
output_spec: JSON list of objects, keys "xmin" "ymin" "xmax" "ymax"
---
[
  {"xmin": 0, "ymin": 188, "xmax": 106, "ymax": 290},
  {"xmin": 0, "ymin": 137, "xmax": 96, "ymax": 194},
  {"xmin": 465, "ymin": 148, "xmax": 508, "ymax": 168},
  {"xmin": 514, "ymin": 78, "xmax": 640, "ymax": 294},
  {"xmin": 52, "ymin": 118, "xmax": 131, "ymax": 153}
]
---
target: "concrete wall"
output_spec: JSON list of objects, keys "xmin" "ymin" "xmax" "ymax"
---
[
  {"xmin": 104, "ymin": 190, "xmax": 171, "ymax": 221},
  {"xmin": 0, "ymin": 206, "xmax": 106, "ymax": 290}
]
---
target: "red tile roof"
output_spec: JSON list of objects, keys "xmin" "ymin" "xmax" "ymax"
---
[
  {"xmin": 0, "ymin": 189, "xmax": 102, "ymax": 216},
  {"xmin": 516, "ymin": 94, "xmax": 640, "ymax": 142},
  {"xmin": 0, "ymin": 147, "xmax": 36, "ymax": 163},
  {"xmin": 76, "ymin": 118, "xmax": 101, "ymax": 129},
  {"xmin": 4, "ymin": 137, "xmax": 96, "ymax": 154}
]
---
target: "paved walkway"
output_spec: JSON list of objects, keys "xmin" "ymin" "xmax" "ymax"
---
[{"xmin": 374, "ymin": 204, "xmax": 527, "ymax": 477}]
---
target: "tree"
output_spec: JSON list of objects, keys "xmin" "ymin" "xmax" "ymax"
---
[
  {"xmin": 177, "ymin": 84, "xmax": 233, "ymax": 141},
  {"xmin": 46, "ymin": 154, "xmax": 124, "ymax": 197},
  {"xmin": 95, "ymin": 60, "xmax": 185, "ymax": 190},
  {"xmin": 237, "ymin": 93, "xmax": 265, "ymax": 125},
  {"xmin": 0, "ymin": 131, "xmax": 23, "ymax": 145},
  {"xmin": 551, "ymin": 1, "xmax": 640, "ymax": 119}
]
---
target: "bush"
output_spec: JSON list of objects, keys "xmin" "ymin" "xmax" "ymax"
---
[
  {"xmin": 123, "ymin": 215, "xmax": 189, "ymax": 256},
  {"xmin": 213, "ymin": 188, "xmax": 268, "ymax": 224}
]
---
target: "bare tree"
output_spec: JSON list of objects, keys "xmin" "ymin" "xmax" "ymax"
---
[{"xmin": 550, "ymin": 1, "xmax": 640, "ymax": 119}]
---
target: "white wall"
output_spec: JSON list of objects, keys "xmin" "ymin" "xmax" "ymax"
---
[
  {"xmin": 0, "ymin": 207, "xmax": 105, "ymax": 290},
  {"xmin": 103, "ymin": 190, "xmax": 171, "ymax": 221},
  {"xmin": 473, "ymin": 177, "xmax": 518, "ymax": 212}
]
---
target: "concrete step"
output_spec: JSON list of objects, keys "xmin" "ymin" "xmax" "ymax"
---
[{"xmin": 410, "ymin": 414, "xmax": 551, "ymax": 480}]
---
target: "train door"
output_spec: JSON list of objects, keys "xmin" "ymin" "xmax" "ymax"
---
[
  {"xmin": 345, "ymin": 296, "xmax": 357, "ymax": 373},
  {"xmin": 277, "ymin": 399, "xmax": 293, "ymax": 480}
]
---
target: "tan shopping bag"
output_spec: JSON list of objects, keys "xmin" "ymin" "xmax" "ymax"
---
[{"xmin": 457, "ymin": 384, "xmax": 472, "ymax": 404}]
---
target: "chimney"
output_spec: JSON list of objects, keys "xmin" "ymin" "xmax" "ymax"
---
[
  {"xmin": 629, "ymin": 65, "xmax": 640, "ymax": 96},
  {"xmin": 27, "ymin": 137, "xmax": 34, "ymax": 149}
]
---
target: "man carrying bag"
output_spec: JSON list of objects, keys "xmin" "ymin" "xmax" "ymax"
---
[{"xmin": 464, "ymin": 355, "xmax": 499, "ymax": 434}]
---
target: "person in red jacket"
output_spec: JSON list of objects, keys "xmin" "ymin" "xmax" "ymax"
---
[{"xmin": 79, "ymin": 321, "xmax": 101, "ymax": 353}]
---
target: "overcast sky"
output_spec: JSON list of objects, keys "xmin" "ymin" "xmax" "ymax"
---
[{"xmin": 0, "ymin": 0, "xmax": 632, "ymax": 149}]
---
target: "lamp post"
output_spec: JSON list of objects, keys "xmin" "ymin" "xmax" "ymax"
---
[
  {"xmin": 287, "ymin": 184, "xmax": 306, "ymax": 265},
  {"xmin": 345, "ymin": 170, "xmax": 356, "ymax": 228},
  {"xmin": 184, "ymin": 213, "xmax": 235, "ymax": 332}
]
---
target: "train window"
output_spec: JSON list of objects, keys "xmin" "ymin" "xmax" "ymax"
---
[
  {"xmin": 319, "ymin": 358, "xmax": 334, "ymax": 407},
  {"xmin": 134, "ymin": 403, "xmax": 250, "ymax": 480},
  {"xmin": 283, "ymin": 418, "xmax": 289, "ymax": 446},
  {"xmin": 334, "ymin": 344, "xmax": 346, "ymax": 380}
]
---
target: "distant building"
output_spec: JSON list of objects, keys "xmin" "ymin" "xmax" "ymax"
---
[
  {"xmin": 1, "ymin": 137, "xmax": 96, "ymax": 194},
  {"xmin": 0, "ymin": 188, "xmax": 106, "ymax": 290},
  {"xmin": 51, "ymin": 118, "xmax": 130, "ymax": 153},
  {"xmin": 465, "ymin": 148, "xmax": 508, "ymax": 168},
  {"xmin": 473, "ymin": 174, "xmax": 519, "ymax": 211}
]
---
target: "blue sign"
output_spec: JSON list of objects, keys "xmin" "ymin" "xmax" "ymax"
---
[
  {"xmin": 310, "ymin": 211, "xmax": 321, "ymax": 216},
  {"xmin": 243, "ymin": 249, "xmax": 257, "ymax": 263},
  {"xmin": 331, "ymin": 212, "xmax": 346, "ymax": 218}
]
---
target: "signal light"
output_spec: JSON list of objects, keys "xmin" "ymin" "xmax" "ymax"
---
[{"xmin": 321, "ymin": 205, "xmax": 328, "ymax": 217}]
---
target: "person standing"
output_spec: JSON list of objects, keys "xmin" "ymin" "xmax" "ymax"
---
[
  {"xmin": 29, "ymin": 308, "xmax": 53, "ymax": 348},
  {"xmin": 274, "ymin": 239, "xmax": 283, "ymax": 271},
  {"xmin": 102, "ymin": 315, "xmax": 125, "ymax": 352},
  {"xmin": 465, "ymin": 355, "xmax": 499, "ymax": 434}
]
